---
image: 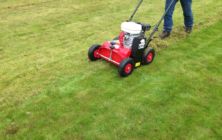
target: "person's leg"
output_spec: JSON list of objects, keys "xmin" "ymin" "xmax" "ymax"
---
[
  {"xmin": 163, "ymin": 0, "xmax": 178, "ymax": 32},
  {"xmin": 180, "ymin": 0, "xmax": 194, "ymax": 31}
]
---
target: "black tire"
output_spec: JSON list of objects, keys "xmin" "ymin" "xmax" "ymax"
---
[
  {"xmin": 88, "ymin": 44, "xmax": 101, "ymax": 61},
  {"xmin": 142, "ymin": 47, "xmax": 155, "ymax": 65},
  {"xmin": 113, "ymin": 36, "xmax": 119, "ymax": 41},
  {"xmin": 118, "ymin": 58, "xmax": 135, "ymax": 77}
]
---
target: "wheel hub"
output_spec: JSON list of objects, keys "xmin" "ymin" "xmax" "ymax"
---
[
  {"xmin": 124, "ymin": 64, "xmax": 132, "ymax": 74},
  {"xmin": 147, "ymin": 52, "xmax": 153, "ymax": 62}
]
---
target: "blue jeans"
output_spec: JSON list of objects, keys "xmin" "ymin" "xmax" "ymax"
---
[{"xmin": 164, "ymin": 0, "xmax": 194, "ymax": 32}]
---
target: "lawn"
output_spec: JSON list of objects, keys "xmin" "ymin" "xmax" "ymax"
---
[{"xmin": 0, "ymin": 0, "xmax": 222, "ymax": 139}]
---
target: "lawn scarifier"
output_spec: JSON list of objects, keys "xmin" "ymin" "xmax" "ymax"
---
[{"xmin": 88, "ymin": 0, "xmax": 176, "ymax": 77}]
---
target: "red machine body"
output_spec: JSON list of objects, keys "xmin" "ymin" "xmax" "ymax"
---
[
  {"xmin": 95, "ymin": 32, "xmax": 131, "ymax": 66},
  {"xmin": 88, "ymin": 25, "xmax": 155, "ymax": 77}
]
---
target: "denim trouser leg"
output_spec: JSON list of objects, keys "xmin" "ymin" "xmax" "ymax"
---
[
  {"xmin": 180, "ymin": 0, "xmax": 194, "ymax": 27},
  {"xmin": 163, "ymin": 0, "xmax": 178, "ymax": 32}
]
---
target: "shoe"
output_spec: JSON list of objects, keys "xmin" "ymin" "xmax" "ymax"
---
[
  {"xmin": 159, "ymin": 31, "xmax": 171, "ymax": 39},
  {"xmin": 185, "ymin": 26, "xmax": 192, "ymax": 33}
]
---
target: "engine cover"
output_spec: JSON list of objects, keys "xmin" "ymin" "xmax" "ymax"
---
[{"xmin": 121, "ymin": 22, "xmax": 142, "ymax": 34}]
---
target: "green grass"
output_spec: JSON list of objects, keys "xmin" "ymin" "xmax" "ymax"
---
[{"xmin": 0, "ymin": 0, "xmax": 222, "ymax": 139}]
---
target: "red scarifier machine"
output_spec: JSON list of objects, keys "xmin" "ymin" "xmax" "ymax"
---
[{"xmin": 88, "ymin": 0, "xmax": 175, "ymax": 77}]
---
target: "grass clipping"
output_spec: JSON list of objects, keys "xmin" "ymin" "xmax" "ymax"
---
[
  {"xmin": 147, "ymin": 27, "xmax": 190, "ymax": 51},
  {"xmin": 149, "ymin": 38, "xmax": 169, "ymax": 51}
]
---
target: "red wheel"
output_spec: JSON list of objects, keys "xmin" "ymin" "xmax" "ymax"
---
[
  {"xmin": 88, "ymin": 44, "xmax": 101, "ymax": 61},
  {"xmin": 93, "ymin": 49, "xmax": 100, "ymax": 59},
  {"xmin": 124, "ymin": 63, "xmax": 133, "ymax": 74},
  {"xmin": 118, "ymin": 58, "xmax": 134, "ymax": 77},
  {"xmin": 142, "ymin": 47, "xmax": 155, "ymax": 65},
  {"xmin": 146, "ymin": 52, "xmax": 154, "ymax": 62}
]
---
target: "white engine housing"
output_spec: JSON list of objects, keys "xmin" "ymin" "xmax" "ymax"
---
[
  {"xmin": 121, "ymin": 22, "xmax": 142, "ymax": 34},
  {"xmin": 121, "ymin": 22, "xmax": 143, "ymax": 48}
]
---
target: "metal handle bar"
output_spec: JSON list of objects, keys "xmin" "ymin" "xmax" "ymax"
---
[
  {"xmin": 146, "ymin": 0, "xmax": 177, "ymax": 46},
  {"xmin": 128, "ymin": 0, "xmax": 144, "ymax": 21}
]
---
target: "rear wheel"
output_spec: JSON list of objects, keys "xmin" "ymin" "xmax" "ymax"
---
[
  {"xmin": 142, "ymin": 47, "xmax": 155, "ymax": 65},
  {"xmin": 118, "ymin": 58, "xmax": 135, "ymax": 77},
  {"xmin": 88, "ymin": 44, "xmax": 101, "ymax": 61}
]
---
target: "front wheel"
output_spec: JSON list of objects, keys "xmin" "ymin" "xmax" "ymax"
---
[
  {"xmin": 142, "ymin": 47, "xmax": 155, "ymax": 65},
  {"xmin": 118, "ymin": 58, "xmax": 135, "ymax": 77},
  {"xmin": 88, "ymin": 44, "xmax": 101, "ymax": 61}
]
